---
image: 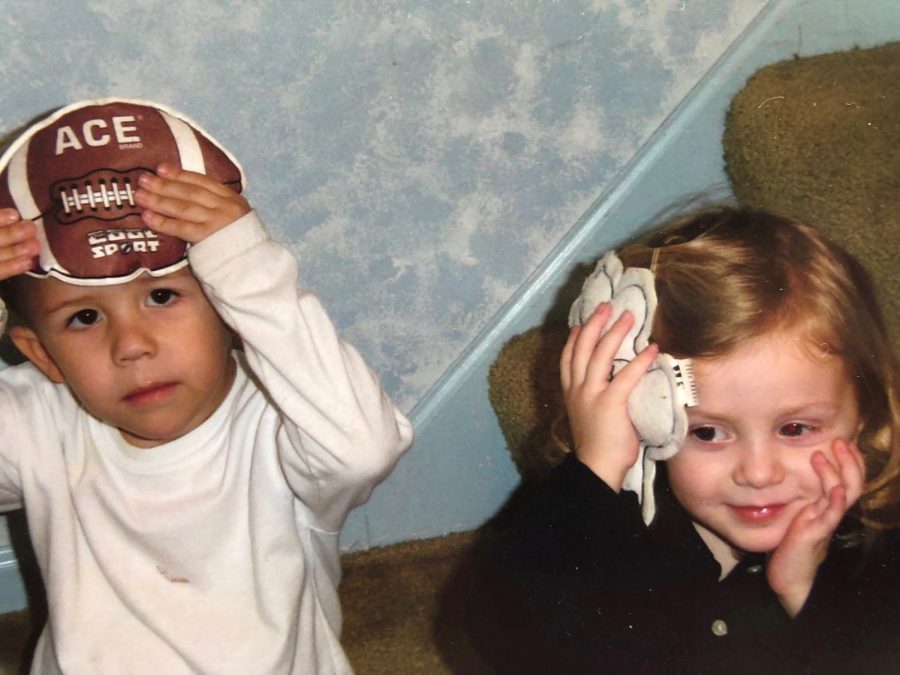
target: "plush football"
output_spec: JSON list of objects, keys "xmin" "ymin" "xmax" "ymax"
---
[{"xmin": 0, "ymin": 98, "xmax": 244, "ymax": 285}]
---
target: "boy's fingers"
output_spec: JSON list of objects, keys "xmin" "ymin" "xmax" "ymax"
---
[
  {"xmin": 155, "ymin": 163, "xmax": 240, "ymax": 198},
  {"xmin": 0, "ymin": 242, "xmax": 38, "ymax": 263},
  {"xmin": 139, "ymin": 211, "xmax": 206, "ymax": 243},
  {"xmin": 145, "ymin": 190, "xmax": 214, "ymax": 219},
  {"xmin": 0, "ymin": 219, "xmax": 40, "ymax": 268},
  {"xmin": 0, "ymin": 218, "xmax": 38, "ymax": 280},
  {"xmin": 0, "ymin": 208, "xmax": 22, "ymax": 225},
  {"xmin": 0, "ymin": 220, "xmax": 36, "ymax": 247},
  {"xmin": 0, "ymin": 256, "xmax": 35, "ymax": 280},
  {"xmin": 137, "ymin": 174, "xmax": 223, "ymax": 210}
]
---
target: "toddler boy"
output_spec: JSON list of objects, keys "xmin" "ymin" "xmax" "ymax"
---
[{"xmin": 0, "ymin": 99, "xmax": 412, "ymax": 674}]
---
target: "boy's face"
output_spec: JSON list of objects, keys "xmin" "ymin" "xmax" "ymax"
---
[
  {"xmin": 666, "ymin": 328, "xmax": 861, "ymax": 567},
  {"xmin": 11, "ymin": 268, "xmax": 235, "ymax": 448}
]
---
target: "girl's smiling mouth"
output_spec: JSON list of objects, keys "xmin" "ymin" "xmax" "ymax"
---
[{"xmin": 729, "ymin": 503, "xmax": 788, "ymax": 523}]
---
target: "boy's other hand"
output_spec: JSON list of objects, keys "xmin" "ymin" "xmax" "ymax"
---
[
  {"xmin": 136, "ymin": 164, "xmax": 250, "ymax": 244},
  {"xmin": 0, "ymin": 209, "xmax": 39, "ymax": 281}
]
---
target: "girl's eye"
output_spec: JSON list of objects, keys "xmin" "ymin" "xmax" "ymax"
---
[
  {"xmin": 780, "ymin": 422, "xmax": 815, "ymax": 437},
  {"xmin": 147, "ymin": 288, "xmax": 179, "ymax": 307},
  {"xmin": 67, "ymin": 309, "xmax": 100, "ymax": 328},
  {"xmin": 689, "ymin": 426, "xmax": 727, "ymax": 443}
]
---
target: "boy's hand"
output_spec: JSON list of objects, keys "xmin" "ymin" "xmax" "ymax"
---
[
  {"xmin": 560, "ymin": 303, "xmax": 659, "ymax": 492},
  {"xmin": 135, "ymin": 163, "xmax": 250, "ymax": 244},
  {"xmin": 766, "ymin": 439, "xmax": 865, "ymax": 617},
  {"xmin": 0, "ymin": 209, "xmax": 40, "ymax": 281}
]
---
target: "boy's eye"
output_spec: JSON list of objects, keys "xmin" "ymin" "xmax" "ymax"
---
[
  {"xmin": 67, "ymin": 309, "xmax": 100, "ymax": 328},
  {"xmin": 690, "ymin": 426, "xmax": 727, "ymax": 443},
  {"xmin": 147, "ymin": 288, "xmax": 179, "ymax": 307},
  {"xmin": 780, "ymin": 422, "xmax": 814, "ymax": 437}
]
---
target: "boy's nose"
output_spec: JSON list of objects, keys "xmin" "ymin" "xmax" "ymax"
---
[
  {"xmin": 733, "ymin": 441, "xmax": 785, "ymax": 488},
  {"xmin": 111, "ymin": 317, "xmax": 157, "ymax": 363}
]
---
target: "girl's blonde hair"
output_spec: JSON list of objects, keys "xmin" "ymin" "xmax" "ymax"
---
[{"xmin": 618, "ymin": 206, "xmax": 900, "ymax": 531}]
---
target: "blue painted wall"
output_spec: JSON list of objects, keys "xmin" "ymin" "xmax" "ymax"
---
[
  {"xmin": 346, "ymin": 0, "xmax": 900, "ymax": 549},
  {"xmin": 1, "ymin": 0, "xmax": 898, "ymax": 611},
  {"xmin": 348, "ymin": 0, "xmax": 900, "ymax": 547}
]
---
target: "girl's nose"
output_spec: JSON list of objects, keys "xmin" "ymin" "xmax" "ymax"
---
[
  {"xmin": 733, "ymin": 441, "xmax": 785, "ymax": 488},
  {"xmin": 111, "ymin": 316, "xmax": 157, "ymax": 364}
]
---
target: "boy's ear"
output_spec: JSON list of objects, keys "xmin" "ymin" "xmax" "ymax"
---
[{"xmin": 8, "ymin": 326, "xmax": 66, "ymax": 384}]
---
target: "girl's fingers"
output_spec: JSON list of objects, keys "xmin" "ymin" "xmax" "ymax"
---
[
  {"xmin": 559, "ymin": 325, "xmax": 580, "ymax": 392},
  {"xmin": 818, "ymin": 485, "xmax": 847, "ymax": 531},
  {"xmin": 813, "ymin": 440, "xmax": 865, "ymax": 508},
  {"xmin": 827, "ymin": 438, "xmax": 865, "ymax": 475},
  {"xmin": 606, "ymin": 342, "xmax": 660, "ymax": 397},
  {"xmin": 563, "ymin": 303, "xmax": 659, "ymax": 407},
  {"xmin": 795, "ymin": 483, "xmax": 845, "ymax": 538},
  {"xmin": 832, "ymin": 440, "xmax": 865, "ymax": 506},
  {"xmin": 579, "ymin": 309, "xmax": 636, "ymax": 391},
  {"xmin": 809, "ymin": 448, "xmax": 856, "ymax": 529},
  {"xmin": 811, "ymin": 451, "xmax": 841, "ymax": 497},
  {"xmin": 567, "ymin": 303, "xmax": 613, "ymax": 389}
]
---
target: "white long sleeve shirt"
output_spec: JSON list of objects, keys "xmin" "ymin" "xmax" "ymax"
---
[{"xmin": 0, "ymin": 212, "xmax": 413, "ymax": 674}]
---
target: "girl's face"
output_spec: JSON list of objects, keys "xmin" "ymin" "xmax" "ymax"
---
[{"xmin": 666, "ymin": 328, "xmax": 861, "ymax": 571}]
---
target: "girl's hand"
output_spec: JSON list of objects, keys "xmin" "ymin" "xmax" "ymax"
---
[
  {"xmin": 0, "ymin": 209, "xmax": 39, "ymax": 281},
  {"xmin": 560, "ymin": 303, "xmax": 659, "ymax": 492},
  {"xmin": 766, "ymin": 439, "xmax": 865, "ymax": 617},
  {"xmin": 135, "ymin": 164, "xmax": 250, "ymax": 244}
]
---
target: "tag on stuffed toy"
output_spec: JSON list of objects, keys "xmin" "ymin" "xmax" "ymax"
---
[
  {"xmin": 0, "ymin": 98, "xmax": 245, "ymax": 287},
  {"xmin": 569, "ymin": 251, "xmax": 697, "ymax": 523}
]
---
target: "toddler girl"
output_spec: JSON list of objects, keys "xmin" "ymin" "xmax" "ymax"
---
[{"xmin": 468, "ymin": 207, "xmax": 900, "ymax": 674}]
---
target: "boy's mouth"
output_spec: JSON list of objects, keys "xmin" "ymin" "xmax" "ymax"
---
[{"xmin": 123, "ymin": 382, "xmax": 178, "ymax": 405}]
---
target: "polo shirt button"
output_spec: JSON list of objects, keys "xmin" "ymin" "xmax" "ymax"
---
[
  {"xmin": 711, "ymin": 619, "xmax": 728, "ymax": 637},
  {"xmin": 747, "ymin": 564, "xmax": 763, "ymax": 574}
]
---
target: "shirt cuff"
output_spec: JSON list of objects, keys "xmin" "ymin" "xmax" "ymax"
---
[{"xmin": 188, "ymin": 210, "xmax": 269, "ymax": 278}]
